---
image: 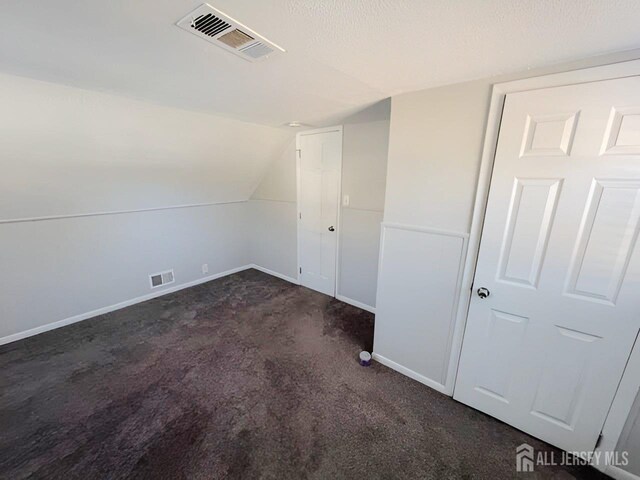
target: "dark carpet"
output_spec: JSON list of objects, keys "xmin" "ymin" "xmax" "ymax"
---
[{"xmin": 0, "ymin": 269, "xmax": 607, "ymax": 479}]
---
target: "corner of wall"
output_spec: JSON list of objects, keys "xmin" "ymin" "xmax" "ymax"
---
[{"xmin": 249, "ymin": 135, "xmax": 297, "ymax": 201}]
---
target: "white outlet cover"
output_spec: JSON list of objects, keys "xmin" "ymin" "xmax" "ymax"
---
[{"xmin": 202, "ymin": 264, "xmax": 209, "ymax": 274}]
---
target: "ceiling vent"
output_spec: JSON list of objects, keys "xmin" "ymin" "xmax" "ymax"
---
[{"xmin": 176, "ymin": 4, "xmax": 285, "ymax": 62}]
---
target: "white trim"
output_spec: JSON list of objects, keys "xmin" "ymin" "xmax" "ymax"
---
[
  {"xmin": 372, "ymin": 353, "xmax": 448, "ymax": 395},
  {"xmin": 336, "ymin": 294, "xmax": 375, "ymax": 314},
  {"xmin": 295, "ymin": 125, "xmax": 344, "ymax": 296},
  {"xmin": 1, "ymin": 262, "xmax": 375, "ymax": 347},
  {"xmin": 335, "ymin": 128, "xmax": 344, "ymax": 299},
  {"xmin": 492, "ymin": 58, "xmax": 640, "ymax": 95},
  {"xmin": 250, "ymin": 264, "xmax": 299, "ymax": 285},
  {"xmin": 449, "ymin": 59, "xmax": 640, "ymax": 402},
  {"xmin": 249, "ymin": 198, "xmax": 296, "ymax": 205},
  {"xmin": 593, "ymin": 332, "xmax": 640, "ymax": 476},
  {"xmin": 0, "ymin": 265, "xmax": 253, "ymax": 346},
  {"xmin": 334, "ymin": 129, "xmax": 344, "ymax": 300},
  {"xmin": 296, "ymin": 144, "xmax": 302, "ymax": 284},
  {"xmin": 377, "ymin": 222, "xmax": 468, "ymax": 394},
  {"xmin": 245, "ymin": 265, "xmax": 377, "ymax": 314},
  {"xmin": 382, "ymin": 222, "xmax": 469, "ymax": 239},
  {"xmin": 297, "ymin": 125, "xmax": 343, "ymax": 136},
  {"xmin": 0, "ymin": 200, "xmax": 247, "ymax": 224}
]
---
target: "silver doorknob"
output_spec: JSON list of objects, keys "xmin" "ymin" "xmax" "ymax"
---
[
  {"xmin": 477, "ymin": 287, "xmax": 490, "ymax": 299},
  {"xmin": 328, "ymin": 226, "xmax": 335, "ymax": 232}
]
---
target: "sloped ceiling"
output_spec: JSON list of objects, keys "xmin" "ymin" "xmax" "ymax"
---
[
  {"xmin": 0, "ymin": 0, "xmax": 639, "ymax": 128},
  {"xmin": 0, "ymin": 72, "xmax": 291, "ymax": 220}
]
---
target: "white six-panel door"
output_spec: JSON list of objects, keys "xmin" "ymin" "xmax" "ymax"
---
[
  {"xmin": 454, "ymin": 76, "xmax": 640, "ymax": 453},
  {"xmin": 297, "ymin": 128, "xmax": 342, "ymax": 296}
]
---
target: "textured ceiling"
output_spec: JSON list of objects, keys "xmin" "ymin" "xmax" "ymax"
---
[{"xmin": 0, "ymin": 0, "xmax": 639, "ymax": 127}]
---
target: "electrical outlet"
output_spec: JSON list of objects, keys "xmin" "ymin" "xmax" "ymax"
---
[
  {"xmin": 202, "ymin": 264, "xmax": 209, "ymax": 274},
  {"xmin": 343, "ymin": 194, "xmax": 350, "ymax": 207}
]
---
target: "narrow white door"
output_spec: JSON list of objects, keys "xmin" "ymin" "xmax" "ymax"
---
[
  {"xmin": 297, "ymin": 128, "xmax": 342, "ymax": 296},
  {"xmin": 454, "ymin": 76, "xmax": 640, "ymax": 453}
]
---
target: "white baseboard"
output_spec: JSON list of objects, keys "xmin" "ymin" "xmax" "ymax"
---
[
  {"xmin": 0, "ymin": 264, "xmax": 253, "ymax": 346},
  {"xmin": 249, "ymin": 264, "xmax": 299, "ymax": 285},
  {"xmin": 248, "ymin": 266, "xmax": 376, "ymax": 314},
  {"xmin": 335, "ymin": 294, "xmax": 375, "ymax": 314},
  {"xmin": 372, "ymin": 352, "xmax": 451, "ymax": 396},
  {"xmin": 2, "ymin": 264, "xmax": 372, "ymax": 347}
]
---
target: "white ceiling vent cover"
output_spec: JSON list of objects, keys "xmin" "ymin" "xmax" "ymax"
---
[{"xmin": 176, "ymin": 4, "xmax": 285, "ymax": 62}]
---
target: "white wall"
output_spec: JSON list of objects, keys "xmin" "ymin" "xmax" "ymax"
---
[
  {"xmin": 616, "ymin": 392, "xmax": 640, "ymax": 477},
  {"xmin": 373, "ymin": 81, "xmax": 486, "ymax": 393},
  {"xmin": 252, "ymin": 139, "xmax": 297, "ymax": 203},
  {"xmin": 373, "ymin": 50, "xmax": 640, "ymax": 395},
  {"xmin": 374, "ymin": 225, "xmax": 466, "ymax": 391},
  {"xmin": 338, "ymin": 208, "xmax": 383, "ymax": 308},
  {"xmin": 0, "ymin": 71, "xmax": 387, "ymax": 343},
  {"xmin": 0, "ymin": 72, "xmax": 289, "ymax": 343},
  {"xmin": 0, "ymin": 203, "xmax": 251, "ymax": 342},
  {"xmin": 383, "ymin": 81, "xmax": 491, "ymax": 232},
  {"xmin": 249, "ymin": 139, "xmax": 298, "ymax": 281},
  {"xmin": 0, "ymin": 73, "xmax": 290, "ymax": 220},
  {"xmin": 249, "ymin": 102, "xmax": 390, "ymax": 310},
  {"xmin": 597, "ymin": 329, "xmax": 640, "ymax": 479},
  {"xmin": 338, "ymin": 113, "xmax": 389, "ymax": 308}
]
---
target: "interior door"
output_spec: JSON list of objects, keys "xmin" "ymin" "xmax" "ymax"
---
[
  {"xmin": 454, "ymin": 76, "xmax": 640, "ymax": 453},
  {"xmin": 298, "ymin": 128, "xmax": 342, "ymax": 296}
]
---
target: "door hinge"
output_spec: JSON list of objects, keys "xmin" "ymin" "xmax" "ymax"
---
[
  {"xmin": 595, "ymin": 433, "xmax": 603, "ymax": 449},
  {"xmin": 299, "ymin": 212, "xmax": 302, "ymax": 220},
  {"xmin": 299, "ymin": 267, "xmax": 302, "ymax": 274},
  {"xmin": 296, "ymin": 149, "xmax": 301, "ymax": 158}
]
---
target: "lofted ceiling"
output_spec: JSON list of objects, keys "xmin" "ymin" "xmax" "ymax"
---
[{"xmin": 0, "ymin": 0, "xmax": 639, "ymax": 128}]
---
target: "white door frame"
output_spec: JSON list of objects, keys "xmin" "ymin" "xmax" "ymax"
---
[
  {"xmin": 295, "ymin": 125, "xmax": 344, "ymax": 296},
  {"xmin": 447, "ymin": 58, "xmax": 640, "ymax": 470},
  {"xmin": 595, "ymin": 333, "xmax": 640, "ymax": 479}
]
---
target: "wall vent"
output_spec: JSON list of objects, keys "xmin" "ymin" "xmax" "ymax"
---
[
  {"xmin": 176, "ymin": 4, "xmax": 284, "ymax": 62},
  {"xmin": 149, "ymin": 269, "xmax": 175, "ymax": 289}
]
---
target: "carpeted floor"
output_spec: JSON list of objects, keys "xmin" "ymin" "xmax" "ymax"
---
[{"xmin": 0, "ymin": 269, "xmax": 607, "ymax": 479}]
